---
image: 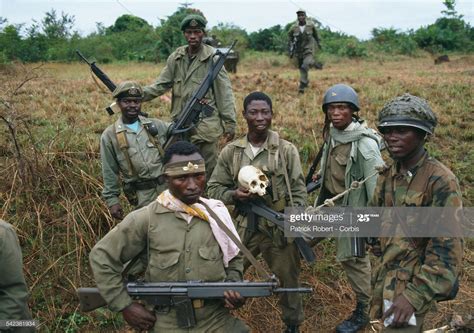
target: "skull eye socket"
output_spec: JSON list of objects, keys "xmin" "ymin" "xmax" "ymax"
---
[
  {"xmin": 260, "ymin": 183, "xmax": 265, "ymax": 188},
  {"xmin": 259, "ymin": 175, "xmax": 267, "ymax": 181},
  {"xmin": 250, "ymin": 180, "xmax": 258, "ymax": 187}
]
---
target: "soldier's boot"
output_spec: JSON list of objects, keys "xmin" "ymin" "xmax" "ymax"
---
[
  {"xmin": 335, "ymin": 301, "xmax": 369, "ymax": 333},
  {"xmin": 283, "ymin": 325, "xmax": 300, "ymax": 333},
  {"xmin": 298, "ymin": 82, "xmax": 307, "ymax": 94}
]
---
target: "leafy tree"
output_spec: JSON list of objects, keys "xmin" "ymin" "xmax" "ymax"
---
[
  {"xmin": 41, "ymin": 9, "xmax": 75, "ymax": 40},
  {"xmin": 106, "ymin": 15, "xmax": 151, "ymax": 34},
  {"xmin": 208, "ymin": 22, "xmax": 249, "ymax": 51}
]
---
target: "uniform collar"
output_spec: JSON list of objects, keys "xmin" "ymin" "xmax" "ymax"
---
[
  {"xmin": 115, "ymin": 115, "xmax": 150, "ymax": 133},
  {"xmin": 174, "ymin": 43, "xmax": 214, "ymax": 62},
  {"xmin": 394, "ymin": 150, "xmax": 428, "ymax": 179},
  {"xmin": 231, "ymin": 130, "xmax": 279, "ymax": 150}
]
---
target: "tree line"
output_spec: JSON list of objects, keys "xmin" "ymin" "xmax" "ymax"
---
[{"xmin": 0, "ymin": 1, "xmax": 472, "ymax": 63}]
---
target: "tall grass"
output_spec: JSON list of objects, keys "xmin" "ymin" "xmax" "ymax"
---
[{"xmin": 0, "ymin": 54, "xmax": 472, "ymax": 331}]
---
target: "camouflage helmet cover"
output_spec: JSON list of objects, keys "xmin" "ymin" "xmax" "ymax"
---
[
  {"xmin": 378, "ymin": 93, "xmax": 437, "ymax": 134},
  {"xmin": 322, "ymin": 83, "xmax": 360, "ymax": 112},
  {"xmin": 112, "ymin": 81, "xmax": 144, "ymax": 99}
]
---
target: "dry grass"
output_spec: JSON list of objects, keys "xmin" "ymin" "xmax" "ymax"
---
[{"xmin": 0, "ymin": 53, "xmax": 472, "ymax": 332}]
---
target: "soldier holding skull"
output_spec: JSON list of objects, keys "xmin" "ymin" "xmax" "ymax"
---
[{"xmin": 207, "ymin": 91, "xmax": 307, "ymax": 333}]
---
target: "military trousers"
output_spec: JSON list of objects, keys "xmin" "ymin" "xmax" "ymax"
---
[
  {"xmin": 237, "ymin": 226, "xmax": 304, "ymax": 326},
  {"xmin": 193, "ymin": 140, "xmax": 218, "ymax": 180},
  {"xmin": 296, "ymin": 53, "xmax": 315, "ymax": 89},
  {"xmin": 340, "ymin": 256, "xmax": 372, "ymax": 305}
]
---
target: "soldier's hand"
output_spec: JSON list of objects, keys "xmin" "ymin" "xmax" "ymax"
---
[
  {"xmin": 382, "ymin": 294, "xmax": 415, "ymax": 327},
  {"xmin": 370, "ymin": 244, "xmax": 383, "ymax": 257},
  {"xmin": 232, "ymin": 187, "xmax": 252, "ymax": 202},
  {"xmin": 224, "ymin": 290, "xmax": 245, "ymax": 309},
  {"xmin": 311, "ymin": 173, "xmax": 321, "ymax": 182},
  {"xmin": 122, "ymin": 302, "xmax": 156, "ymax": 331},
  {"xmin": 109, "ymin": 204, "xmax": 124, "ymax": 220}
]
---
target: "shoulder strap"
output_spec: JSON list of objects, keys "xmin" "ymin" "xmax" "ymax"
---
[
  {"xmin": 278, "ymin": 139, "xmax": 294, "ymax": 207},
  {"xmin": 199, "ymin": 200, "xmax": 273, "ymax": 281},
  {"xmin": 143, "ymin": 122, "xmax": 165, "ymax": 157},
  {"xmin": 115, "ymin": 124, "xmax": 138, "ymax": 179},
  {"xmin": 232, "ymin": 145, "xmax": 243, "ymax": 183}
]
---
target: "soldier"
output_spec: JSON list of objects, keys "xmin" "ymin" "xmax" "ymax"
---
[
  {"xmin": 207, "ymin": 92, "xmax": 307, "ymax": 333},
  {"xmin": 288, "ymin": 9, "xmax": 321, "ymax": 94},
  {"xmin": 90, "ymin": 141, "xmax": 249, "ymax": 332},
  {"xmin": 100, "ymin": 81, "xmax": 171, "ymax": 219},
  {"xmin": 143, "ymin": 14, "xmax": 236, "ymax": 178},
  {"xmin": 311, "ymin": 84, "xmax": 384, "ymax": 333},
  {"xmin": 0, "ymin": 220, "xmax": 34, "ymax": 332},
  {"xmin": 370, "ymin": 94, "xmax": 463, "ymax": 332}
]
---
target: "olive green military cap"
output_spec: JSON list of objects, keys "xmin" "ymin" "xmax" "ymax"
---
[
  {"xmin": 296, "ymin": 9, "xmax": 306, "ymax": 15},
  {"xmin": 112, "ymin": 81, "xmax": 144, "ymax": 99},
  {"xmin": 181, "ymin": 14, "xmax": 207, "ymax": 31}
]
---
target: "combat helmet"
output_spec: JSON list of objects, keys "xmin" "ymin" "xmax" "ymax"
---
[
  {"xmin": 322, "ymin": 84, "xmax": 360, "ymax": 112},
  {"xmin": 378, "ymin": 93, "xmax": 437, "ymax": 134}
]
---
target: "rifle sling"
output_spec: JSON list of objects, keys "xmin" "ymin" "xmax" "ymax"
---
[{"xmin": 198, "ymin": 200, "xmax": 272, "ymax": 280}]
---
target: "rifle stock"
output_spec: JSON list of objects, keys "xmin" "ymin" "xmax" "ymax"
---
[{"xmin": 77, "ymin": 287, "xmax": 107, "ymax": 312}]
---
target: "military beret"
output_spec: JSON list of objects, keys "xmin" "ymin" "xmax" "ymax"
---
[
  {"xmin": 112, "ymin": 81, "xmax": 144, "ymax": 99},
  {"xmin": 180, "ymin": 14, "xmax": 207, "ymax": 31}
]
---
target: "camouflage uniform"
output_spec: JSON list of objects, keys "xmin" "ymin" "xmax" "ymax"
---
[
  {"xmin": 369, "ymin": 152, "xmax": 463, "ymax": 330},
  {"xmin": 288, "ymin": 13, "xmax": 321, "ymax": 92},
  {"xmin": 0, "ymin": 220, "xmax": 34, "ymax": 332},
  {"xmin": 207, "ymin": 130, "xmax": 307, "ymax": 326},
  {"xmin": 143, "ymin": 37, "xmax": 236, "ymax": 178},
  {"xmin": 100, "ymin": 115, "xmax": 170, "ymax": 208},
  {"xmin": 89, "ymin": 200, "xmax": 248, "ymax": 333},
  {"xmin": 370, "ymin": 94, "xmax": 463, "ymax": 332}
]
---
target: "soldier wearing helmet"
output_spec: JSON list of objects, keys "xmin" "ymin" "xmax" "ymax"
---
[
  {"xmin": 369, "ymin": 94, "xmax": 463, "ymax": 332},
  {"xmin": 288, "ymin": 9, "xmax": 322, "ymax": 94},
  {"xmin": 312, "ymin": 84, "xmax": 384, "ymax": 333}
]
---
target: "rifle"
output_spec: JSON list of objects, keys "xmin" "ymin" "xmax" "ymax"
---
[
  {"xmin": 77, "ymin": 281, "xmax": 311, "ymax": 328},
  {"xmin": 76, "ymin": 50, "xmax": 149, "ymax": 117},
  {"xmin": 163, "ymin": 40, "xmax": 237, "ymax": 151},
  {"xmin": 305, "ymin": 141, "xmax": 326, "ymax": 193},
  {"xmin": 289, "ymin": 35, "xmax": 298, "ymax": 58},
  {"xmin": 236, "ymin": 200, "xmax": 316, "ymax": 263}
]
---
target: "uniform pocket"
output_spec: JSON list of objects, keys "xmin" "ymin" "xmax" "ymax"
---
[
  {"xmin": 197, "ymin": 245, "xmax": 225, "ymax": 281},
  {"xmin": 334, "ymin": 152, "xmax": 348, "ymax": 166},
  {"xmin": 148, "ymin": 251, "xmax": 181, "ymax": 281}
]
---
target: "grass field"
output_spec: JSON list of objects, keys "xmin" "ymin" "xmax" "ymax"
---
[{"xmin": 0, "ymin": 53, "xmax": 473, "ymax": 332}]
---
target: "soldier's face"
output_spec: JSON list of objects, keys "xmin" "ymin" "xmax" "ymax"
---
[
  {"xmin": 184, "ymin": 28, "xmax": 204, "ymax": 48},
  {"xmin": 166, "ymin": 153, "xmax": 206, "ymax": 205},
  {"xmin": 381, "ymin": 126, "xmax": 426, "ymax": 160},
  {"xmin": 118, "ymin": 97, "xmax": 142, "ymax": 123},
  {"xmin": 243, "ymin": 100, "xmax": 273, "ymax": 134},
  {"xmin": 297, "ymin": 13, "xmax": 306, "ymax": 24},
  {"xmin": 327, "ymin": 103, "xmax": 353, "ymax": 130}
]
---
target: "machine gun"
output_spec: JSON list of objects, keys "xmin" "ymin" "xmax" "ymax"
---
[
  {"xmin": 77, "ymin": 281, "xmax": 312, "ymax": 328},
  {"xmin": 163, "ymin": 40, "xmax": 237, "ymax": 150},
  {"xmin": 236, "ymin": 200, "xmax": 316, "ymax": 263}
]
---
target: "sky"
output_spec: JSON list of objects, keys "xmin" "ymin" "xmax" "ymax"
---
[{"xmin": 1, "ymin": 0, "xmax": 473, "ymax": 40}]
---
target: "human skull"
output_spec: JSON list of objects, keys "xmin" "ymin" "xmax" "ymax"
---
[{"xmin": 238, "ymin": 165, "xmax": 269, "ymax": 196}]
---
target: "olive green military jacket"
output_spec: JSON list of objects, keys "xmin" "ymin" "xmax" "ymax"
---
[
  {"xmin": 0, "ymin": 220, "xmax": 32, "ymax": 326},
  {"xmin": 89, "ymin": 200, "xmax": 243, "ymax": 313},
  {"xmin": 316, "ymin": 121, "xmax": 384, "ymax": 260},
  {"xmin": 143, "ymin": 44, "xmax": 236, "ymax": 143},
  {"xmin": 288, "ymin": 21, "xmax": 320, "ymax": 57},
  {"xmin": 369, "ymin": 152, "xmax": 464, "ymax": 317},
  {"xmin": 207, "ymin": 130, "xmax": 307, "ymax": 237},
  {"xmin": 100, "ymin": 116, "xmax": 170, "ymax": 207}
]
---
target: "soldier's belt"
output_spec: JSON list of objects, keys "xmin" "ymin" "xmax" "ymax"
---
[{"xmin": 129, "ymin": 177, "xmax": 164, "ymax": 191}]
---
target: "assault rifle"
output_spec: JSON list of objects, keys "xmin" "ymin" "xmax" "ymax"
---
[
  {"xmin": 76, "ymin": 50, "xmax": 148, "ymax": 117},
  {"xmin": 289, "ymin": 35, "xmax": 298, "ymax": 58},
  {"xmin": 236, "ymin": 200, "xmax": 316, "ymax": 263},
  {"xmin": 163, "ymin": 40, "xmax": 237, "ymax": 150},
  {"xmin": 305, "ymin": 143, "xmax": 325, "ymax": 194},
  {"xmin": 77, "ymin": 281, "xmax": 312, "ymax": 328}
]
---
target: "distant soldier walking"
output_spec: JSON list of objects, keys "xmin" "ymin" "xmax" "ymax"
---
[
  {"xmin": 288, "ymin": 9, "xmax": 321, "ymax": 94},
  {"xmin": 100, "ymin": 81, "xmax": 170, "ymax": 219},
  {"xmin": 370, "ymin": 94, "xmax": 463, "ymax": 332}
]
